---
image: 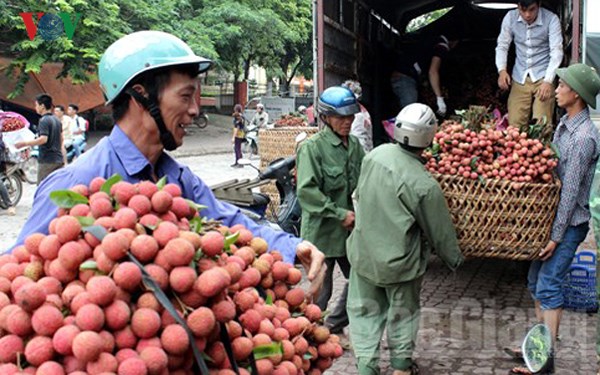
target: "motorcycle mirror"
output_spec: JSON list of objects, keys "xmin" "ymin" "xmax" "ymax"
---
[
  {"xmin": 237, "ymin": 158, "xmax": 253, "ymax": 166},
  {"xmin": 295, "ymin": 132, "xmax": 308, "ymax": 144}
]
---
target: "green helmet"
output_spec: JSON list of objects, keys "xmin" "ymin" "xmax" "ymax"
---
[{"xmin": 98, "ymin": 30, "xmax": 213, "ymax": 104}]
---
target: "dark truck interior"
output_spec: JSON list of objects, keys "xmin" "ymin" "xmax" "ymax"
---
[{"xmin": 322, "ymin": 0, "xmax": 575, "ymax": 144}]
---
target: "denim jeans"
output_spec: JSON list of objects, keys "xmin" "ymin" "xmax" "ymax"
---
[
  {"xmin": 390, "ymin": 76, "xmax": 418, "ymax": 110},
  {"xmin": 527, "ymin": 223, "xmax": 589, "ymax": 310}
]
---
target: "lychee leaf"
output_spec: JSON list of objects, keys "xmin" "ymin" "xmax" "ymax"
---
[
  {"xmin": 190, "ymin": 217, "xmax": 203, "ymax": 233},
  {"xmin": 203, "ymin": 352, "xmax": 215, "ymax": 363},
  {"xmin": 76, "ymin": 216, "xmax": 95, "ymax": 227},
  {"xmin": 100, "ymin": 173, "xmax": 122, "ymax": 195},
  {"xmin": 79, "ymin": 260, "xmax": 98, "ymax": 271},
  {"xmin": 194, "ymin": 249, "xmax": 203, "ymax": 262},
  {"xmin": 253, "ymin": 342, "xmax": 283, "ymax": 360},
  {"xmin": 156, "ymin": 176, "xmax": 167, "ymax": 190},
  {"xmin": 83, "ymin": 225, "xmax": 107, "ymax": 241},
  {"xmin": 186, "ymin": 199, "xmax": 207, "ymax": 212},
  {"xmin": 49, "ymin": 190, "xmax": 88, "ymax": 208},
  {"xmin": 303, "ymin": 352, "xmax": 314, "ymax": 360},
  {"xmin": 224, "ymin": 232, "xmax": 239, "ymax": 249},
  {"xmin": 265, "ymin": 294, "xmax": 273, "ymax": 305}
]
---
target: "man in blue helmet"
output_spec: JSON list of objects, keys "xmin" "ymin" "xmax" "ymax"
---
[
  {"xmin": 10, "ymin": 31, "xmax": 325, "ymax": 296},
  {"xmin": 296, "ymin": 86, "xmax": 366, "ymax": 349}
]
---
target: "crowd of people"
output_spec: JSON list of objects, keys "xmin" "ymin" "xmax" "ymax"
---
[
  {"xmin": 0, "ymin": 97, "xmax": 88, "ymax": 216},
  {"xmin": 4, "ymin": 0, "xmax": 600, "ymax": 374}
]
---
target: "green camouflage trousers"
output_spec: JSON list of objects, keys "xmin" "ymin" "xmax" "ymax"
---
[{"xmin": 347, "ymin": 269, "xmax": 423, "ymax": 374}]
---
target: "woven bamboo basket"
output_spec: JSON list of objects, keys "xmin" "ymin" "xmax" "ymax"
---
[
  {"xmin": 259, "ymin": 126, "xmax": 319, "ymax": 217},
  {"xmin": 432, "ymin": 173, "xmax": 561, "ymax": 260}
]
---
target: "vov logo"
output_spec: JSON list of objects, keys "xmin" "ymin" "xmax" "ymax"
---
[{"xmin": 19, "ymin": 12, "xmax": 81, "ymax": 41}]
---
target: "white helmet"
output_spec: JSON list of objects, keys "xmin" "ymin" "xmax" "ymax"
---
[
  {"xmin": 341, "ymin": 80, "xmax": 362, "ymax": 99},
  {"xmin": 297, "ymin": 105, "xmax": 307, "ymax": 113},
  {"xmin": 394, "ymin": 103, "xmax": 438, "ymax": 148},
  {"xmin": 257, "ymin": 103, "xmax": 264, "ymax": 110}
]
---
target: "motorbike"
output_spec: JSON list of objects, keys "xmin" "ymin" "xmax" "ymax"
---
[
  {"xmin": 0, "ymin": 148, "xmax": 33, "ymax": 208},
  {"xmin": 211, "ymin": 132, "xmax": 307, "ymax": 236},
  {"xmin": 193, "ymin": 111, "xmax": 209, "ymax": 129},
  {"xmin": 30, "ymin": 139, "xmax": 87, "ymax": 167},
  {"xmin": 244, "ymin": 123, "xmax": 259, "ymax": 158}
]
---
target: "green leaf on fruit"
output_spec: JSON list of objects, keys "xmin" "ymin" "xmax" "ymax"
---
[
  {"xmin": 83, "ymin": 225, "xmax": 107, "ymax": 241},
  {"xmin": 253, "ymin": 342, "xmax": 283, "ymax": 360},
  {"xmin": 202, "ymin": 352, "xmax": 215, "ymax": 363},
  {"xmin": 303, "ymin": 352, "xmax": 314, "ymax": 360},
  {"xmin": 431, "ymin": 143, "xmax": 440, "ymax": 156},
  {"xmin": 189, "ymin": 217, "xmax": 203, "ymax": 233},
  {"xmin": 469, "ymin": 156, "xmax": 479, "ymax": 170},
  {"xmin": 76, "ymin": 216, "xmax": 95, "ymax": 227},
  {"xmin": 156, "ymin": 176, "xmax": 167, "ymax": 190},
  {"xmin": 49, "ymin": 190, "xmax": 88, "ymax": 208},
  {"xmin": 79, "ymin": 260, "xmax": 98, "ymax": 271},
  {"xmin": 478, "ymin": 175, "xmax": 486, "ymax": 185},
  {"xmin": 186, "ymin": 199, "xmax": 207, "ymax": 212},
  {"xmin": 100, "ymin": 174, "xmax": 122, "ymax": 195},
  {"xmin": 224, "ymin": 232, "xmax": 240, "ymax": 250},
  {"xmin": 265, "ymin": 294, "xmax": 273, "ymax": 305}
]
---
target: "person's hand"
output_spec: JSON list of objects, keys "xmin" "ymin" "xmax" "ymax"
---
[
  {"xmin": 539, "ymin": 240, "xmax": 558, "ymax": 261},
  {"xmin": 498, "ymin": 70, "xmax": 511, "ymax": 91},
  {"xmin": 295, "ymin": 241, "xmax": 326, "ymax": 301},
  {"xmin": 341, "ymin": 210, "xmax": 355, "ymax": 230},
  {"xmin": 436, "ymin": 97, "xmax": 447, "ymax": 117},
  {"xmin": 536, "ymin": 82, "xmax": 553, "ymax": 102},
  {"xmin": 231, "ymin": 137, "xmax": 235, "ymax": 144},
  {"xmin": 14, "ymin": 141, "xmax": 26, "ymax": 149}
]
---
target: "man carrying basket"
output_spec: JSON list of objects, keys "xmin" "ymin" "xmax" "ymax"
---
[{"xmin": 508, "ymin": 63, "xmax": 600, "ymax": 374}]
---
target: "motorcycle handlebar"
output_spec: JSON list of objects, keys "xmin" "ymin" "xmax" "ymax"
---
[{"xmin": 259, "ymin": 157, "xmax": 296, "ymax": 180}]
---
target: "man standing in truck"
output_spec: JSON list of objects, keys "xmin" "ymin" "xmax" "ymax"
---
[
  {"xmin": 495, "ymin": 0, "xmax": 563, "ymax": 131},
  {"xmin": 390, "ymin": 34, "xmax": 459, "ymax": 117}
]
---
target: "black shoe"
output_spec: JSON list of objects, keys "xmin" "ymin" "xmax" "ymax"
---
[{"xmin": 230, "ymin": 163, "xmax": 238, "ymax": 168}]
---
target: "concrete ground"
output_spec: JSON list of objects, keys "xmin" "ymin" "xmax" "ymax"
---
[{"xmin": 1, "ymin": 114, "xmax": 598, "ymax": 374}]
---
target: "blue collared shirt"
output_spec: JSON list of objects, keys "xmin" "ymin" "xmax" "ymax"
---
[
  {"xmin": 495, "ymin": 8, "xmax": 563, "ymax": 85},
  {"xmin": 9, "ymin": 126, "xmax": 301, "ymax": 263},
  {"xmin": 551, "ymin": 108, "xmax": 600, "ymax": 242}
]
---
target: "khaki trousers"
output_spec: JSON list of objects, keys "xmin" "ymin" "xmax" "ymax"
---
[
  {"xmin": 507, "ymin": 77, "xmax": 555, "ymax": 132},
  {"xmin": 347, "ymin": 269, "xmax": 423, "ymax": 374}
]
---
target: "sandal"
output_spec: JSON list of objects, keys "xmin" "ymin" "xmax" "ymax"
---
[
  {"xmin": 393, "ymin": 363, "xmax": 419, "ymax": 375},
  {"xmin": 503, "ymin": 347, "xmax": 524, "ymax": 360},
  {"xmin": 508, "ymin": 355, "xmax": 554, "ymax": 375}
]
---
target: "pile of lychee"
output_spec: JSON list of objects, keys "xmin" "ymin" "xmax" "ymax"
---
[
  {"xmin": 0, "ymin": 176, "xmax": 343, "ymax": 374},
  {"xmin": 424, "ymin": 121, "xmax": 557, "ymax": 184}
]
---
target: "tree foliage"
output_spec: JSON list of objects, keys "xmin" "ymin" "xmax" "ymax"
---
[{"xmin": 0, "ymin": 0, "xmax": 312, "ymax": 97}]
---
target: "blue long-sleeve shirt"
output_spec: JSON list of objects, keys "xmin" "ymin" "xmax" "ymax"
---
[{"xmin": 9, "ymin": 126, "xmax": 301, "ymax": 263}]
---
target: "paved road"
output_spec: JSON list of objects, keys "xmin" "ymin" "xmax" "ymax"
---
[{"xmin": 1, "ymin": 116, "xmax": 597, "ymax": 374}]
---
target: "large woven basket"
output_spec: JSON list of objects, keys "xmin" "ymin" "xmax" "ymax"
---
[
  {"xmin": 259, "ymin": 126, "xmax": 319, "ymax": 217},
  {"xmin": 432, "ymin": 173, "xmax": 561, "ymax": 260}
]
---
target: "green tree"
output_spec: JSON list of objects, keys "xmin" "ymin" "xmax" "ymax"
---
[
  {"xmin": 0, "ymin": 0, "xmax": 216, "ymax": 98},
  {"xmin": 262, "ymin": 0, "xmax": 312, "ymax": 95}
]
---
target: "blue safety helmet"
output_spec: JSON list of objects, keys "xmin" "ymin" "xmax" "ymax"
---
[{"xmin": 317, "ymin": 86, "xmax": 361, "ymax": 116}]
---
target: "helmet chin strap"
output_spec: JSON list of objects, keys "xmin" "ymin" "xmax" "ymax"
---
[{"xmin": 126, "ymin": 88, "xmax": 178, "ymax": 151}]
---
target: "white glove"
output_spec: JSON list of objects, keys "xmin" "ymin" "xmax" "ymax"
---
[{"xmin": 436, "ymin": 96, "xmax": 447, "ymax": 116}]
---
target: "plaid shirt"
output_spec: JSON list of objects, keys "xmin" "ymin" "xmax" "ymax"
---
[{"xmin": 551, "ymin": 108, "xmax": 600, "ymax": 242}]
